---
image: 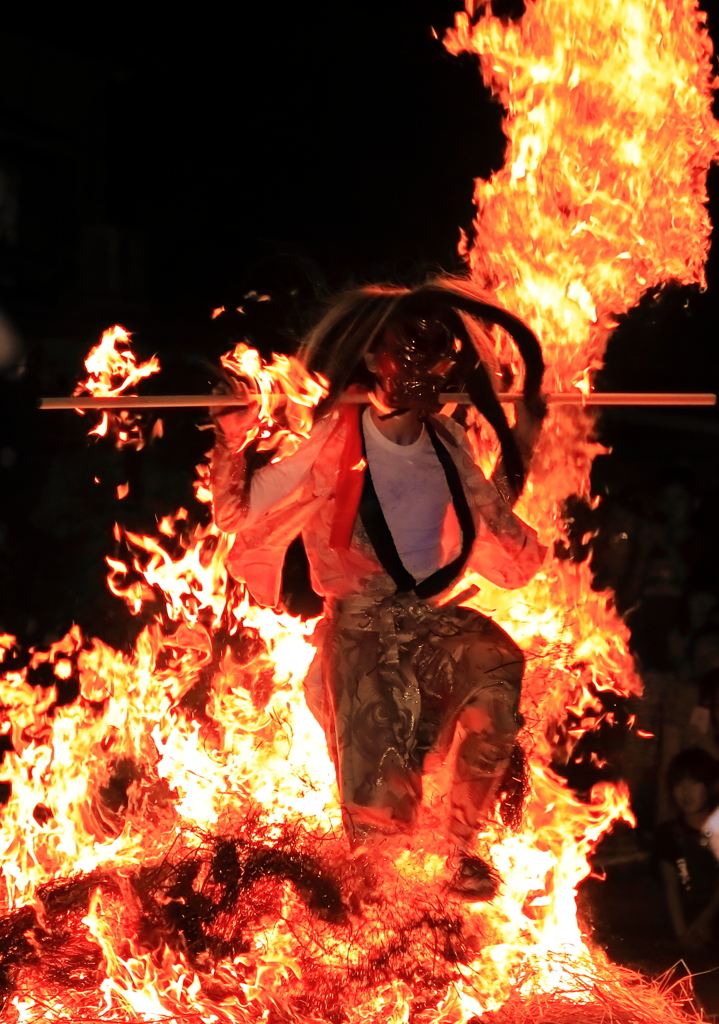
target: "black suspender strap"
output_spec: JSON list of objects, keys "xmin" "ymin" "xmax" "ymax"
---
[
  {"xmin": 357, "ymin": 416, "xmax": 476, "ymax": 599},
  {"xmin": 358, "ymin": 436, "xmax": 417, "ymax": 593},
  {"xmin": 415, "ymin": 422, "xmax": 476, "ymax": 598}
]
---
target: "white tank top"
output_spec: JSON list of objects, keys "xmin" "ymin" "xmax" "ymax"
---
[{"xmin": 362, "ymin": 407, "xmax": 451, "ymax": 582}]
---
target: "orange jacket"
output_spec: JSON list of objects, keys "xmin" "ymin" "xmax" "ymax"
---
[{"xmin": 211, "ymin": 406, "xmax": 545, "ymax": 608}]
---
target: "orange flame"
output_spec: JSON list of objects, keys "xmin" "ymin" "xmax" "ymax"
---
[
  {"xmin": 74, "ymin": 324, "xmax": 161, "ymax": 450},
  {"xmin": 75, "ymin": 325, "xmax": 160, "ymax": 400}
]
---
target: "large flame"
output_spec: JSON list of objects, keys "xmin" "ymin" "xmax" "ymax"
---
[{"xmin": 1, "ymin": 0, "xmax": 718, "ymax": 1021}]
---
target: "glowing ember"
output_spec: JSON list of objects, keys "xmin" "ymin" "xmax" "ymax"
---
[
  {"xmin": 0, "ymin": 0, "xmax": 717, "ymax": 1021},
  {"xmin": 74, "ymin": 324, "xmax": 161, "ymax": 450}
]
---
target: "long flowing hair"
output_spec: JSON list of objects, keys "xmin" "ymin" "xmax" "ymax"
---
[{"xmin": 298, "ymin": 279, "xmax": 545, "ymax": 500}]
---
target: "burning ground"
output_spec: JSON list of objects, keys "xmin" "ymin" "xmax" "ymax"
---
[{"xmin": 0, "ymin": 536, "xmax": 697, "ymax": 1022}]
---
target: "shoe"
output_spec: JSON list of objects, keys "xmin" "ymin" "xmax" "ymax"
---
[{"xmin": 447, "ymin": 855, "xmax": 499, "ymax": 902}]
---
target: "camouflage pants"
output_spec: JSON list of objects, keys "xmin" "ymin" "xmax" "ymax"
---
[{"xmin": 306, "ymin": 593, "xmax": 524, "ymax": 846}]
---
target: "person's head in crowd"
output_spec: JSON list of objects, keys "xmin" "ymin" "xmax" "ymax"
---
[
  {"xmin": 690, "ymin": 625, "xmax": 719, "ymax": 680},
  {"xmin": 687, "ymin": 589, "xmax": 719, "ymax": 634},
  {"xmin": 699, "ymin": 668, "xmax": 719, "ymax": 743},
  {"xmin": 668, "ymin": 747, "xmax": 719, "ymax": 825},
  {"xmin": 654, "ymin": 468, "xmax": 696, "ymax": 532},
  {"xmin": 683, "ymin": 569, "xmax": 719, "ymax": 634}
]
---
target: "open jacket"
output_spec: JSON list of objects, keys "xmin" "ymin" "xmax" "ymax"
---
[{"xmin": 211, "ymin": 405, "xmax": 545, "ymax": 608}]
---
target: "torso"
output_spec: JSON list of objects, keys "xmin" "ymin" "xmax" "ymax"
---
[{"xmin": 362, "ymin": 407, "xmax": 451, "ymax": 582}]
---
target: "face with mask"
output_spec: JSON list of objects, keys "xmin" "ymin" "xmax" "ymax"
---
[{"xmin": 369, "ymin": 317, "xmax": 457, "ymax": 410}]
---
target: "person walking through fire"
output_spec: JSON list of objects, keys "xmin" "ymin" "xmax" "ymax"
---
[
  {"xmin": 656, "ymin": 747, "xmax": 719, "ymax": 948},
  {"xmin": 210, "ymin": 281, "xmax": 547, "ymax": 900}
]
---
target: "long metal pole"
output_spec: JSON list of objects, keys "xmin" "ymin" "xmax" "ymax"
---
[{"xmin": 39, "ymin": 392, "xmax": 717, "ymax": 410}]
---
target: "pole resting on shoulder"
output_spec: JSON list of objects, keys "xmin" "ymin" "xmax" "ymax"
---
[{"xmin": 39, "ymin": 392, "xmax": 717, "ymax": 410}]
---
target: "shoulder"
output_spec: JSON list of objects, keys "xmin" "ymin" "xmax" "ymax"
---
[
  {"xmin": 250, "ymin": 410, "xmax": 340, "ymax": 494},
  {"xmin": 428, "ymin": 414, "xmax": 481, "ymax": 469},
  {"xmin": 428, "ymin": 413, "xmax": 466, "ymax": 448},
  {"xmin": 279, "ymin": 408, "xmax": 340, "ymax": 459},
  {"xmin": 428, "ymin": 413, "xmax": 494, "ymax": 496}
]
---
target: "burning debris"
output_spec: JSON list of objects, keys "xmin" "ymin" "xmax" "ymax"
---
[
  {"xmin": 0, "ymin": 823, "xmax": 484, "ymax": 1021},
  {"xmin": 0, "ymin": 836, "xmax": 702, "ymax": 1023},
  {"xmin": 73, "ymin": 325, "xmax": 161, "ymax": 450}
]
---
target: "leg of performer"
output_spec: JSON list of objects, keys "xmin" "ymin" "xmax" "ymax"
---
[
  {"xmin": 446, "ymin": 619, "xmax": 524, "ymax": 897},
  {"xmin": 320, "ymin": 608, "xmax": 423, "ymax": 847}
]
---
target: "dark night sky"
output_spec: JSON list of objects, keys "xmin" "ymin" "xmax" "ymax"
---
[
  {"xmin": 0, "ymin": 3, "xmax": 500, "ymax": 320},
  {"xmin": 0, "ymin": 2, "xmax": 718, "ymax": 646}
]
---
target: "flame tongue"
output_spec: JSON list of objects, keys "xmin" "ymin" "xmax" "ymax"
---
[
  {"xmin": 0, "ymin": 0, "xmax": 717, "ymax": 1021},
  {"xmin": 74, "ymin": 324, "xmax": 162, "ymax": 449},
  {"xmin": 76, "ymin": 326, "xmax": 161, "ymax": 400},
  {"xmin": 445, "ymin": 0, "xmax": 719, "ymax": 371}
]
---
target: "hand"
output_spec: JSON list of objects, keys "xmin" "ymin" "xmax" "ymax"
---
[{"xmin": 210, "ymin": 380, "xmax": 256, "ymax": 445}]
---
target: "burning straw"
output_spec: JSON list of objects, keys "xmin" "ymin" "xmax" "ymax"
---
[{"xmin": 0, "ymin": 826, "xmax": 704, "ymax": 1024}]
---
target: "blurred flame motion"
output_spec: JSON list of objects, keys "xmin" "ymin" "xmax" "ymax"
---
[
  {"xmin": 0, "ymin": 0, "xmax": 718, "ymax": 1021},
  {"xmin": 74, "ymin": 325, "xmax": 161, "ymax": 450},
  {"xmin": 220, "ymin": 342, "xmax": 329, "ymax": 462}
]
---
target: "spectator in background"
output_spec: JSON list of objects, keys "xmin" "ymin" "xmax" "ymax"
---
[
  {"xmin": 655, "ymin": 747, "xmax": 719, "ymax": 949},
  {"xmin": 0, "ymin": 309, "xmax": 20, "ymax": 372},
  {"xmin": 625, "ymin": 470, "xmax": 699, "ymax": 674},
  {"xmin": 685, "ymin": 628, "xmax": 719, "ymax": 753},
  {"xmin": 691, "ymin": 664, "xmax": 719, "ymax": 763},
  {"xmin": 684, "ymin": 581, "xmax": 719, "ymax": 637},
  {"xmin": 596, "ymin": 469, "xmax": 716, "ymax": 825},
  {"xmin": 691, "ymin": 625, "xmax": 719, "ymax": 682}
]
